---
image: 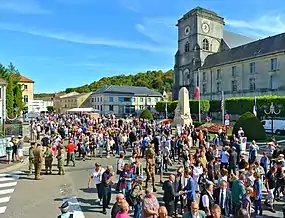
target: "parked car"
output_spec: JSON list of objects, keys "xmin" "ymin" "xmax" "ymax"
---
[{"xmin": 261, "ymin": 119, "xmax": 285, "ymax": 135}]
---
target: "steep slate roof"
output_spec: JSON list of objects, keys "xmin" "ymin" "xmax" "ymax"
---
[
  {"xmin": 223, "ymin": 30, "xmax": 255, "ymax": 48},
  {"xmin": 202, "ymin": 32, "xmax": 285, "ymax": 69},
  {"xmin": 94, "ymin": 85, "xmax": 162, "ymax": 96}
]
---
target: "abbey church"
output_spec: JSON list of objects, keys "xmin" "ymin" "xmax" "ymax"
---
[{"xmin": 172, "ymin": 7, "xmax": 285, "ymax": 100}]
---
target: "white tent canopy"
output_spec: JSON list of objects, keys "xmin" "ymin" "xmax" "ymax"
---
[{"xmin": 67, "ymin": 107, "xmax": 99, "ymax": 113}]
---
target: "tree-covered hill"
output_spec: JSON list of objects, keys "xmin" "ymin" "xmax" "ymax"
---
[{"xmin": 64, "ymin": 69, "xmax": 174, "ymax": 93}]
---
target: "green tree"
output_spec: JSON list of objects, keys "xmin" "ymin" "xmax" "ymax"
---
[
  {"xmin": 6, "ymin": 76, "xmax": 14, "ymax": 118},
  {"xmin": 65, "ymin": 88, "xmax": 73, "ymax": 93},
  {"xmin": 13, "ymin": 84, "xmax": 23, "ymax": 115},
  {"xmin": 139, "ymin": 109, "xmax": 153, "ymax": 120},
  {"xmin": 47, "ymin": 106, "xmax": 54, "ymax": 113}
]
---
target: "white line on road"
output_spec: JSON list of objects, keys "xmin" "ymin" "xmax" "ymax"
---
[
  {"xmin": 63, "ymin": 197, "xmax": 85, "ymax": 218},
  {"xmin": 0, "ymin": 182, "xmax": 17, "ymax": 188},
  {"xmin": 0, "ymin": 206, "xmax": 6, "ymax": 214},
  {"xmin": 0, "ymin": 177, "xmax": 15, "ymax": 182},
  {"xmin": 0, "ymin": 197, "xmax": 10, "ymax": 203},
  {"xmin": 0, "ymin": 189, "xmax": 14, "ymax": 195}
]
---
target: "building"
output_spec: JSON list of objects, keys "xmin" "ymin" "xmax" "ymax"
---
[
  {"xmin": 12, "ymin": 75, "xmax": 35, "ymax": 104},
  {"xmin": 89, "ymin": 85, "xmax": 162, "ymax": 116},
  {"xmin": 53, "ymin": 92, "xmax": 92, "ymax": 113},
  {"xmin": 0, "ymin": 78, "xmax": 6, "ymax": 125},
  {"xmin": 173, "ymin": 7, "xmax": 285, "ymax": 100},
  {"xmin": 28, "ymin": 99, "xmax": 53, "ymax": 113}
]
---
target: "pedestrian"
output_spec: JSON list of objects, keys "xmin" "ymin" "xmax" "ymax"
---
[
  {"xmin": 44, "ymin": 144, "xmax": 53, "ymax": 174},
  {"xmin": 231, "ymin": 173, "xmax": 246, "ymax": 216},
  {"xmin": 88, "ymin": 162, "xmax": 105, "ymax": 205},
  {"xmin": 115, "ymin": 201, "xmax": 131, "ymax": 218},
  {"xmin": 111, "ymin": 194, "xmax": 125, "ymax": 218},
  {"xmin": 33, "ymin": 143, "xmax": 43, "ymax": 180},
  {"xmin": 131, "ymin": 175, "xmax": 145, "ymax": 218},
  {"xmin": 66, "ymin": 140, "xmax": 76, "ymax": 167},
  {"xmin": 28, "ymin": 142, "xmax": 35, "ymax": 175},
  {"xmin": 141, "ymin": 188, "xmax": 159, "ymax": 218},
  {"xmin": 6, "ymin": 137, "xmax": 13, "ymax": 164},
  {"xmin": 57, "ymin": 201, "xmax": 73, "ymax": 218},
  {"xmin": 17, "ymin": 135, "xmax": 24, "ymax": 163},
  {"xmin": 100, "ymin": 165, "xmax": 114, "ymax": 215},
  {"xmin": 57, "ymin": 144, "xmax": 65, "ymax": 175}
]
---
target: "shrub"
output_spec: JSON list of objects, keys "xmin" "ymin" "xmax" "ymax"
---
[
  {"xmin": 233, "ymin": 112, "xmax": 266, "ymax": 141},
  {"xmin": 193, "ymin": 121, "xmax": 205, "ymax": 127},
  {"xmin": 139, "ymin": 109, "xmax": 153, "ymax": 120},
  {"xmin": 209, "ymin": 100, "xmax": 222, "ymax": 113}
]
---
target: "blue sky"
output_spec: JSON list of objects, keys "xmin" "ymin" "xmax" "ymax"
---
[{"xmin": 0, "ymin": 0, "xmax": 284, "ymax": 93}]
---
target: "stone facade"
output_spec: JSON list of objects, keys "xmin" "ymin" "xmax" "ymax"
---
[{"xmin": 173, "ymin": 7, "xmax": 285, "ymax": 100}]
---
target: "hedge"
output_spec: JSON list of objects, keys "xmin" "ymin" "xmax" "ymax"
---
[
  {"xmin": 156, "ymin": 96, "xmax": 285, "ymax": 116},
  {"xmin": 233, "ymin": 112, "xmax": 266, "ymax": 140},
  {"xmin": 155, "ymin": 100, "xmax": 210, "ymax": 114}
]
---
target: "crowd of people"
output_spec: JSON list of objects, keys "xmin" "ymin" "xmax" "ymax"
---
[{"xmin": 9, "ymin": 113, "xmax": 285, "ymax": 218}]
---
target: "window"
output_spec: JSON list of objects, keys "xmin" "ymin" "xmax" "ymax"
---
[
  {"xmin": 249, "ymin": 78, "xmax": 256, "ymax": 91},
  {"xmin": 94, "ymin": 98, "xmax": 96, "ymax": 102},
  {"xmin": 100, "ymin": 97, "xmax": 103, "ymax": 102},
  {"xmin": 271, "ymin": 58, "xmax": 278, "ymax": 71},
  {"xmin": 109, "ymin": 97, "xmax": 114, "ymax": 102},
  {"xmin": 118, "ymin": 97, "xmax": 131, "ymax": 102},
  {"xmin": 100, "ymin": 105, "xmax": 102, "ymax": 111},
  {"xmin": 24, "ymin": 84, "xmax": 28, "ymax": 90},
  {"xmin": 202, "ymin": 84, "xmax": 207, "ymax": 94},
  {"xmin": 217, "ymin": 82, "xmax": 221, "ymax": 92},
  {"xmin": 270, "ymin": 75, "xmax": 278, "ymax": 89},
  {"xmin": 97, "ymin": 97, "xmax": 99, "ymax": 102},
  {"xmin": 140, "ymin": 105, "xmax": 144, "ymax": 110},
  {"xmin": 202, "ymin": 72, "xmax": 206, "ymax": 81},
  {"xmin": 109, "ymin": 105, "xmax": 114, "ymax": 111},
  {"xmin": 216, "ymin": 69, "xmax": 221, "ymax": 79},
  {"xmin": 202, "ymin": 39, "xmax": 209, "ymax": 50},
  {"xmin": 91, "ymin": 97, "xmax": 94, "ymax": 102},
  {"xmin": 147, "ymin": 98, "xmax": 151, "ymax": 102},
  {"xmin": 250, "ymin": 62, "xmax": 256, "ymax": 74},
  {"xmin": 231, "ymin": 80, "xmax": 237, "ymax": 92},
  {"xmin": 184, "ymin": 41, "xmax": 190, "ymax": 52},
  {"xmin": 232, "ymin": 66, "xmax": 237, "ymax": 77},
  {"xmin": 140, "ymin": 97, "xmax": 143, "ymax": 102},
  {"xmin": 23, "ymin": 95, "xmax": 28, "ymax": 103},
  {"xmin": 154, "ymin": 97, "xmax": 159, "ymax": 102}
]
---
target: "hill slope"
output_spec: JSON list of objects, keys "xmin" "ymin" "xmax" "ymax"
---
[{"xmin": 65, "ymin": 69, "xmax": 173, "ymax": 93}]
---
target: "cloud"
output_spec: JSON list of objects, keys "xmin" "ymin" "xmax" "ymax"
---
[
  {"xmin": 226, "ymin": 15, "xmax": 285, "ymax": 37},
  {"xmin": 135, "ymin": 17, "xmax": 176, "ymax": 45},
  {"xmin": 0, "ymin": 0, "xmax": 50, "ymax": 15},
  {"xmin": 0, "ymin": 22, "xmax": 172, "ymax": 53}
]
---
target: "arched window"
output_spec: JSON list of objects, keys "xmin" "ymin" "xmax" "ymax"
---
[
  {"xmin": 202, "ymin": 39, "xmax": 209, "ymax": 50},
  {"xmin": 184, "ymin": 41, "xmax": 190, "ymax": 52}
]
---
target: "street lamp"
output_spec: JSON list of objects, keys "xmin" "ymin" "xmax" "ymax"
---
[{"xmin": 264, "ymin": 102, "xmax": 281, "ymax": 136}]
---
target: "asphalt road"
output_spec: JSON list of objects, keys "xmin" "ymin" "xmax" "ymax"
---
[{"xmin": 1, "ymin": 149, "xmax": 284, "ymax": 218}]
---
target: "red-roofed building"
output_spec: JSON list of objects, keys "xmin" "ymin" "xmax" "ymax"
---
[{"xmin": 18, "ymin": 75, "xmax": 34, "ymax": 105}]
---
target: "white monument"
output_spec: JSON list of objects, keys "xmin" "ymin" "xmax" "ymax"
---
[{"xmin": 173, "ymin": 87, "xmax": 193, "ymax": 126}]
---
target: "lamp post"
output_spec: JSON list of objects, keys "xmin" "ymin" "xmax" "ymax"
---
[{"xmin": 264, "ymin": 102, "xmax": 281, "ymax": 136}]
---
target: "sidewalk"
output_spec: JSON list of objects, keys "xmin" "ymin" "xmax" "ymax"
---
[{"xmin": 0, "ymin": 143, "xmax": 30, "ymax": 173}]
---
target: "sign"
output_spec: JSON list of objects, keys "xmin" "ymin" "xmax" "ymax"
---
[
  {"xmin": 225, "ymin": 114, "xmax": 230, "ymax": 120},
  {"xmin": 225, "ymin": 120, "xmax": 230, "ymax": 126}
]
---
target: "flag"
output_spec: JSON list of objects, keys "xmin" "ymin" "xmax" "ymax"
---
[
  {"xmin": 221, "ymin": 91, "xmax": 224, "ymax": 111},
  {"xmin": 253, "ymin": 96, "xmax": 257, "ymax": 116},
  {"xmin": 194, "ymin": 87, "xmax": 199, "ymax": 100}
]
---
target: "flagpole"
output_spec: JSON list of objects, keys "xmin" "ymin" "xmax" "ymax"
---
[
  {"xmin": 198, "ymin": 68, "xmax": 201, "ymax": 122},
  {"xmin": 222, "ymin": 91, "xmax": 225, "ymax": 125}
]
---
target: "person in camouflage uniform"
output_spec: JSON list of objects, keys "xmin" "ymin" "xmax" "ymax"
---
[
  {"xmin": 28, "ymin": 142, "xmax": 36, "ymax": 175},
  {"xmin": 145, "ymin": 143, "xmax": 156, "ymax": 192},
  {"xmin": 57, "ymin": 144, "xmax": 65, "ymax": 175},
  {"xmin": 44, "ymin": 144, "xmax": 53, "ymax": 174},
  {"xmin": 34, "ymin": 143, "xmax": 43, "ymax": 180}
]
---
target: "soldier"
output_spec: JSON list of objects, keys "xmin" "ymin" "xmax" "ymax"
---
[
  {"xmin": 33, "ymin": 143, "xmax": 43, "ymax": 180},
  {"xmin": 28, "ymin": 142, "xmax": 36, "ymax": 175},
  {"xmin": 44, "ymin": 144, "xmax": 53, "ymax": 174},
  {"xmin": 145, "ymin": 143, "xmax": 156, "ymax": 192},
  {"xmin": 57, "ymin": 144, "xmax": 65, "ymax": 175}
]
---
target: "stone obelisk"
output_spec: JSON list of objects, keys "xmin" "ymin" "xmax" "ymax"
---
[{"xmin": 173, "ymin": 87, "xmax": 193, "ymax": 126}]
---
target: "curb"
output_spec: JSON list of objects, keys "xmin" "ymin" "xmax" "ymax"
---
[{"xmin": 0, "ymin": 156, "xmax": 29, "ymax": 173}]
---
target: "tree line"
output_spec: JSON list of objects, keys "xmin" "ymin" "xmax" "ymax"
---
[{"xmin": 0, "ymin": 62, "xmax": 24, "ymax": 118}]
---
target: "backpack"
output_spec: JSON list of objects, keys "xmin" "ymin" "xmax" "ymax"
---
[{"xmin": 126, "ymin": 184, "xmax": 139, "ymax": 206}]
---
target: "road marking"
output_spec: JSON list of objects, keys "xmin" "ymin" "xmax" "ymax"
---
[
  {"xmin": 63, "ymin": 197, "xmax": 85, "ymax": 218},
  {"xmin": 0, "ymin": 197, "xmax": 10, "ymax": 203},
  {"xmin": 0, "ymin": 177, "xmax": 15, "ymax": 182},
  {"xmin": 0, "ymin": 182, "xmax": 17, "ymax": 188},
  {"xmin": 0, "ymin": 206, "xmax": 6, "ymax": 214},
  {"xmin": 0, "ymin": 189, "xmax": 14, "ymax": 195}
]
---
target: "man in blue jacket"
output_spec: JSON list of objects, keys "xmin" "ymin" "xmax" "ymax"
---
[{"xmin": 183, "ymin": 171, "xmax": 196, "ymax": 206}]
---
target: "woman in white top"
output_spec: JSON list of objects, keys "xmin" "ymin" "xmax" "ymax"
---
[
  {"xmin": 88, "ymin": 163, "xmax": 105, "ymax": 205},
  {"xmin": 192, "ymin": 161, "xmax": 203, "ymax": 192}
]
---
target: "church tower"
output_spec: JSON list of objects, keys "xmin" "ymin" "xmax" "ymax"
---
[{"xmin": 173, "ymin": 7, "xmax": 225, "ymax": 99}]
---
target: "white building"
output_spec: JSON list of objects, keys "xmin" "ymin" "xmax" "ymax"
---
[{"xmin": 28, "ymin": 99, "xmax": 53, "ymax": 113}]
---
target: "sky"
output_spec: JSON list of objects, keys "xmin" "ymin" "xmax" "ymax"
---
[{"xmin": 0, "ymin": 0, "xmax": 284, "ymax": 93}]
